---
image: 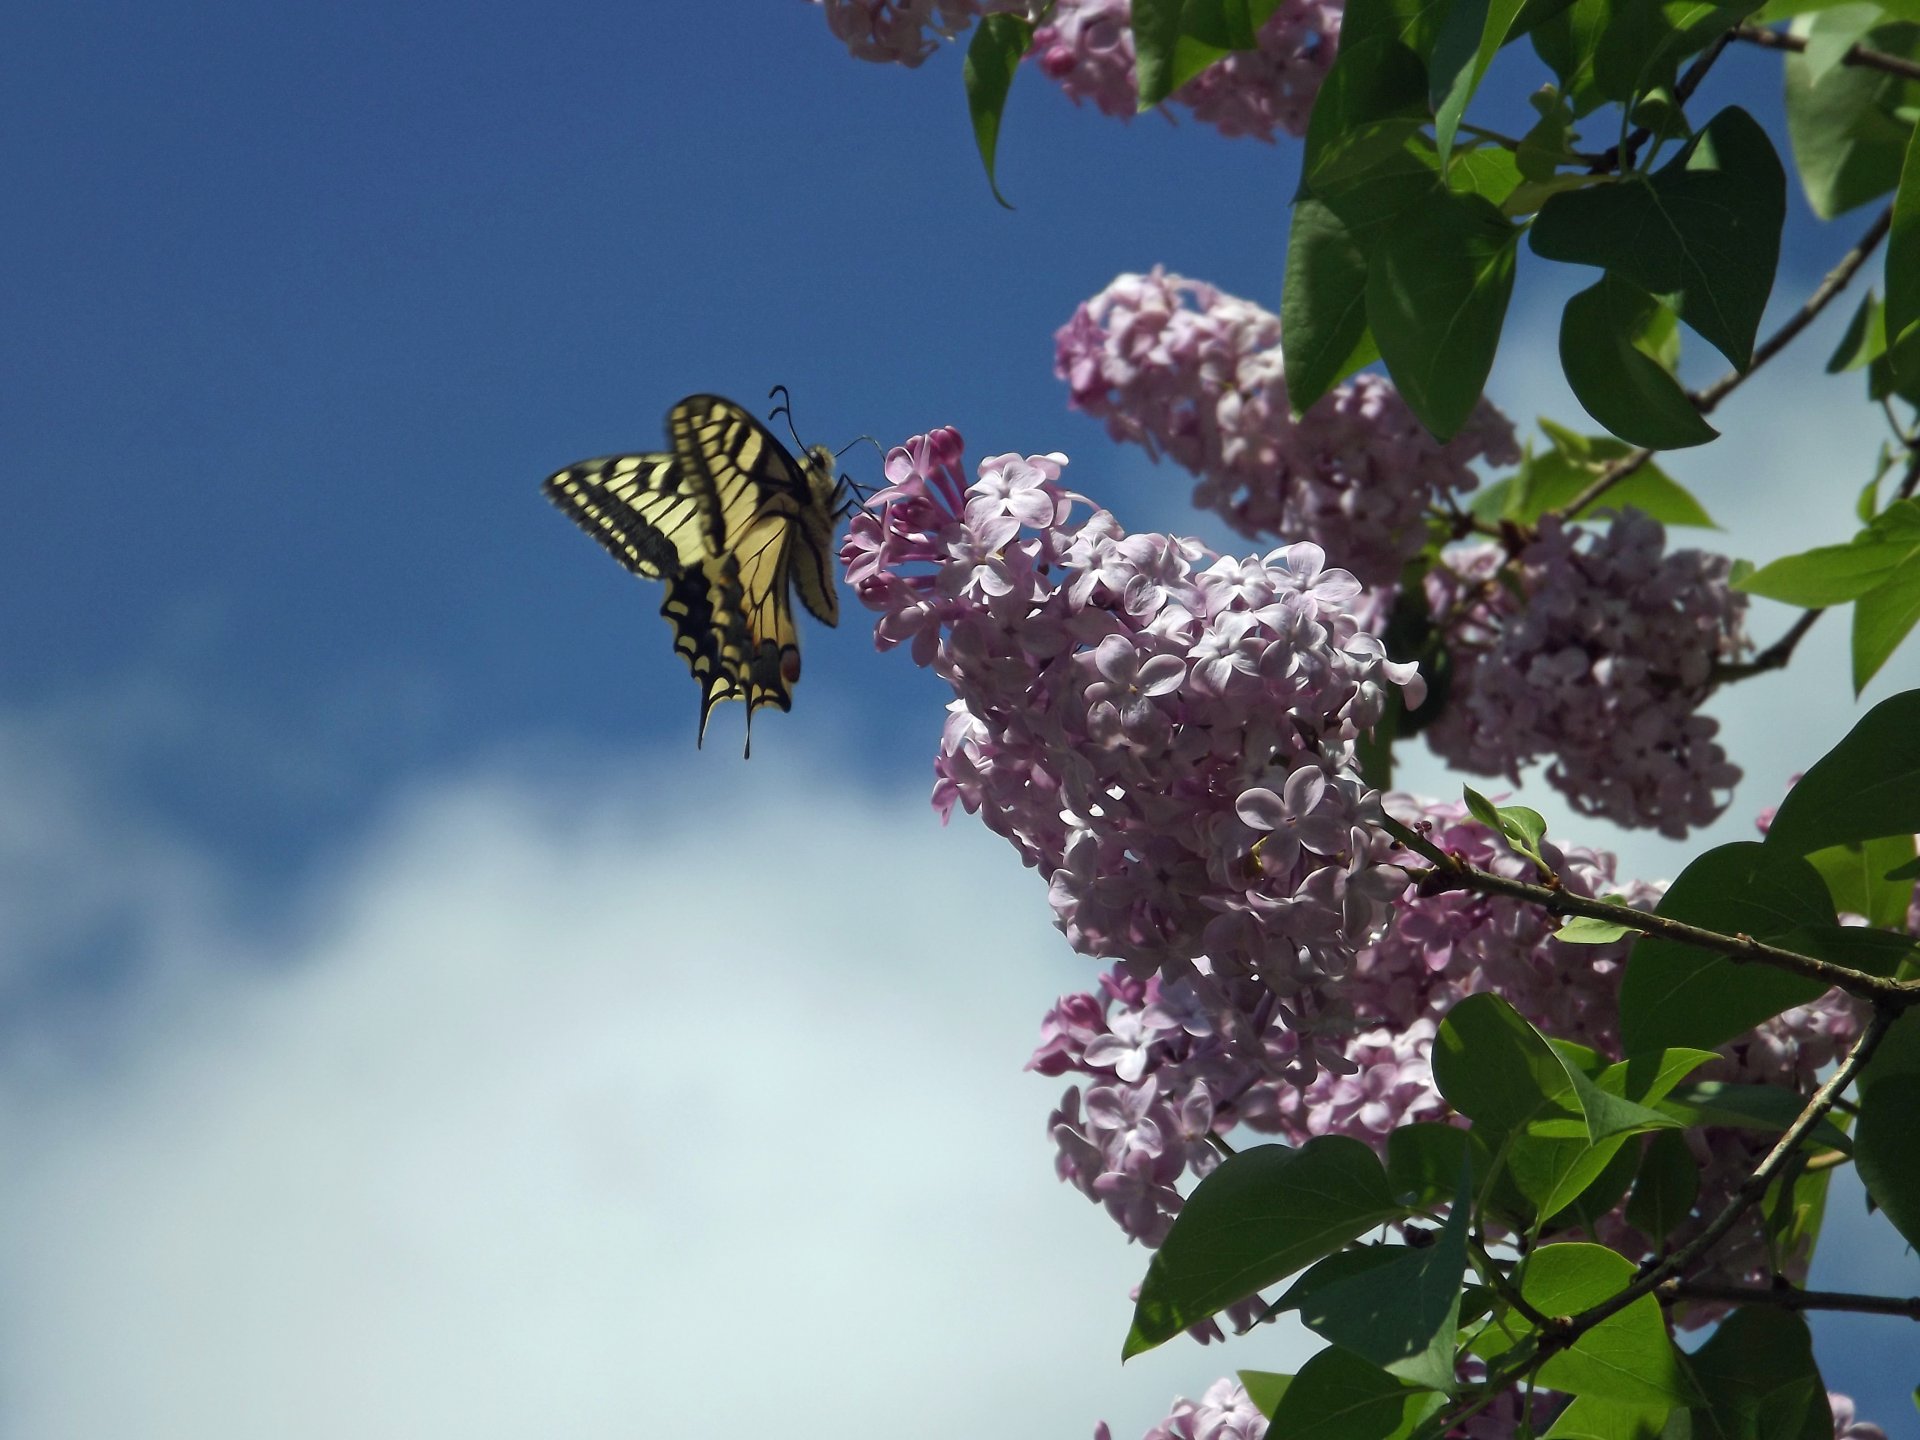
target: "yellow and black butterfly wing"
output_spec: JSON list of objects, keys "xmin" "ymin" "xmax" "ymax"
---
[
  {"xmin": 668, "ymin": 394, "xmax": 820, "ymax": 554},
  {"xmin": 541, "ymin": 450, "xmax": 718, "ymax": 578},
  {"xmin": 544, "ymin": 393, "xmax": 847, "ymax": 755}
]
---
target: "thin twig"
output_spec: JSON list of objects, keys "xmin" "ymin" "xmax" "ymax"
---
[
  {"xmin": 1557, "ymin": 205, "xmax": 1893, "ymax": 519},
  {"xmin": 1733, "ymin": 22, "xmax": 1920, "ymax": 82},
  {"xmin": 1587, "ymin": 36, "xmax": 1732, "ymax": 176},
  {"xmin": 1658, "ymin": 1279, "xmax": 1920, "ymax": 1319},
  {"xmin": 1713, "ymin": 608, "xmax": 1825, "ymax": 682},
  {"xmin": 1388, "ymin": 811, "xmax": 1920, "ymax": 1008},
  {"xmin": 1429, "ymin": 1008, "xmax": 1899, "ymax": 1433},
  {"xmin": 1569, "ymin": 1008, "xmax": 1898, "ymax": 1331}
]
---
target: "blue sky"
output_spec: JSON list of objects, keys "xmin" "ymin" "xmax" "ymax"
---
[{"xmin": 3, "ymin": 3, "xmax": 1917, "ymax": 1436}]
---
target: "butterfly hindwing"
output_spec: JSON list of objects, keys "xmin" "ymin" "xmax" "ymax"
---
[{"xmin": 544, "ymin": 393, "xmax": 846, "ymax": 754}]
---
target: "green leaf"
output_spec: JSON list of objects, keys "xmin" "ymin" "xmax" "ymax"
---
[
  {"xmin": 1135, "ymin": 0, "xmax": 1282, "ymax": 106},
  {"xmin": 1544, "ymin": 1395, "xmax": 1673, "ymax": 1439},
  {"xmin": 1340, "ymin": 0, "xmax": 1455, "ymax": 57},
  {"xmin": 1447, "ymin": 144, "xmax": 1525, "ymax": 205},
  {"xmin": 1655, "ymin": 1079, "xmax": 1854, "ymax": 1153},
  {"xmin": 1682, "ymin": 1308, "xmax": 1832, "ymax": 1440},
  {"xmin": 962, "ymin": 14, "xmax": 1033, "ymax": 209},
  {"xmin": 1625, "ymin": 1129, "xmax": 1700, "ymax": 1245},
  {"xmin": 1238, "ymin": 1370, "xmax": 1294, "ymax": 1420},
  {"xmin": 1807, "ymin": 833, "xmax": 1919, "ymax": 927},
  {"xmin": 1787, "ymin": 16, "xmax": 1920, "ymax": 218},
  {"xmin": 1302, "ymin": 37, "xmax": 1432, "ymax": 196},
  {"xmin": 1827, "ymin": 289, "xmax": 1885, "ymax": 372},
  {"xmin": 1856, "ymin": 1009, "xmax": 1920, "ymax": 1249},
  {"xmin": 1431, "ymin": 0, "xmax": 1531, "ymax": 157},
  {"xmin": 1132, "ymin": 0, "xmax": 1189, "ymax": 108},
  {"xmin": 1474, "ymin": 427, "xmax": 1716, "ymax": 527},
  {"xmin": 1285, "ymin": 198, "xmax": 1380, "ymax": 414},
  {"xmin": 1853, "ymin": 547, "xmax": 1920, "ymax": 689},
  {"xmin": 1126, "ymin": 1138, "xmax": 1403, "ymax": 1355},
  {"xmin": 1462, "ymin": 787, "xmax": 1550, "ymax": 866},
  {"xmin": 1281, "ymin": 1207, "xmax": 1467, "ymax": 1389},
  {"xmin": 1519, "ymin": 1244, "xmax": 1699, "ymax": 1406},
  {"xmin": 1738, "ymin": 499, "xmax": 1920, "ymax": 604},
  {"xmin": 1387, "ymin": 1122, "xmax": 1475, "ymax": 1207},
  {"xmin": 1889, "ymin": 109, "xmax": 1920, "ymax": 365},
  {"xmin": 1764, "ymin": 687, "xmax": 1920, "ymax": 852},
  {"xmin": 1531, "ymin": 0, "xmax": 1615, "ymax": 116},
  {"xmin": 1367, "ymin": 187, "xmax": 1519, "ymax": 439},
  {"xmin": 1856, "ymin": 1072, "xmax": 1920, "ymax": 1248},
  {"xmin": 1590, "ymin": 0, "xmax": 1763, "ymax": 105},
  {"xmin": 1530, "ymin": 106, "xmax": 1786, "ymax": 371},
  {"xmin": 1264, "ymin": 1346, "xmax": 1448, "ymax": 1439},
  {"xmin": 1619, "ymin": 842, "xmax": 1838, "ymax": 1055},
  {"xmin": 1559, "ymin": 276, "xmax": 1719, "ymax": 448},
  {"xmin": 1555, "ymin": 909, "xmax": 1639, "ymax": 944},
  {"xmin": 1433, "ymin": 993, "xmax": 1579, "ymax": 1131}
]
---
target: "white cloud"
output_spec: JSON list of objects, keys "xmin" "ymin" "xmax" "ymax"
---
[{"xmin": 0, "ymin": 735, "xmax": 1316, "ymax": 1440}]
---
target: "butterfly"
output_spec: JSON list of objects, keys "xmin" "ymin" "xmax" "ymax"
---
[{"xmin": 542, "ymin": 392, "xmax": 846, "ymax": 755}]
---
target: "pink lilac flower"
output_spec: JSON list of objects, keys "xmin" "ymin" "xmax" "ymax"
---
[
  {"xmin": 1095, "ymin": 1378, "xmax": 1270, "ymax": 1440},
  {"xmin": 1031, "ymin": 0, "xmax": 1344, "ymax": 139},
  {"xmin": 1034, "ymin": 797, "xmax": 1868, "ymax": 1326},
  {"xmin": 1423, "ymin": 514, "xmax": 1749, "ymax": 838},
  {"xmin": 843, "ymin": 429, "xmax": 1422, "ymax": 1076},
  {"xmin": 811, "ymin": 0, "xmax": 1038, "ymax": 66},
  {"xmin": 1056, "ymin": 269, "xmax": 1518, "ymax": 587},
  {"xmin": 813, "ymin": 0, "xmax": 1344, "ymax": 140},
  {"xmin": 1830, "ymin": 1394, "xmax": 1889, "ymax": 1440}
]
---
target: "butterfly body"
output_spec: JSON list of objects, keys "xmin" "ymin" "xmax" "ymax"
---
[{"xmin": 542, "ymin": 394, "xmax": 842, "ymax": 754}]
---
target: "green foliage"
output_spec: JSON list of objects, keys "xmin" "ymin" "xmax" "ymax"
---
[
  {"xmin": 1619, "ymin": 842, "xmax": 1839, "ymax": 1053},
  {"xmin": 1472, "ymin": 420, "xmax": 1717, "ymax": 526},
  {"xmin": 1681, "ymin": 1308, "xmax": 1834, "ymax": 1439},
  {"xmin": 1785, "ymin": 15, "xmax": 1920, "ymax": 219},
  {"xmin": 1272, "ymin": 1192, "xmax": 1468, "ymax": 1389},
  {"xmin": 1856, "ymin": 1009, "xmax": 1920, "ymax": 1249},
  {"xmin": 1763, "ymin": 688, "xmax": 1920, "ymax": 851},
  {"xmin": 1462, "ymin": 787, "xmax": 1550, "ymax": 869},
  {"xmin": 962, "ymin": 14, "xmax": 1033, "ymax": 208},
  {"xmin": 1504, "ymin": 1245, "xmax": 1699, "ymax": 1408},
  {"xmin": 1132, "ymin": 0, "xmax": 1288, "ymax": 106},
  {"xmin": 1367, "ymin": 189, "xmax": 1520, "ymax": 438},
  {"xmin": 1559, "ymin": 276, "xmax": 1719, "ymax": 447},
  {"xmin": 1126, "ymin": 1138, "xmax": 1404, "ymax": 1355},
  {"xmin": 1261, "ymin": 1346, "xmax": 1448, "ymax": 1438},
  {"xmin": 1740, "ymin": 507, "xmax": 1920, "ymax": 688},
  {"xmin": 1623, "ymin": 1128, "xmax": 1700, "ymax": 1244},
  {"xmin": 1530, "ymin": 107, "xmax": 1786, "ymax": 372}
]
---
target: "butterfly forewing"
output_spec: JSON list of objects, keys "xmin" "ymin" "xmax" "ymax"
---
[
  {"xmin": 542, "ymin": 450, "xmax": 718, "ymax": 577},
  {"xmin": 670, "ymin": 395, "xmax": 814, "ymax": 552}
]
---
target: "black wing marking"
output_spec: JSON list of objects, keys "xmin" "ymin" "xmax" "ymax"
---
[{"xmin": 541, "ymin": 450, "xmax": 717, "ymax": 578}]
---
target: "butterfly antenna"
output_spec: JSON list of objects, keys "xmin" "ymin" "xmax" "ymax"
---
[{"xmin": 766, "ymin": 383, "xmax": 807, "ymax": 454}]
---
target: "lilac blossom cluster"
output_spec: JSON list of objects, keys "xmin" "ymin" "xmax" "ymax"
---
[
  {"xmin": 808, "ymin": 0, "xmax": 1343, "ymax": 140},
  {"xmin": 841, "ymin": 428, "xmax": 1422, "ymax": 1070},
  {"xmin": 1423, "ymin": 515, "xmax": 1749, "ymax": 838},
  {"xmin": 1098, "ymin": 1383, "xmax": 1883, "ymax": 1440},
  {"xmin": 1034, "ymin": 799, "xmax": 1866, "ymax": 1324},
  {"xmin": 810, "ymin": 0, "xmax": 1040, "ymax": 65},
  {"xmin": 1055, "ymin": 269, "xmax": 1519, "ymax": 587}
]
